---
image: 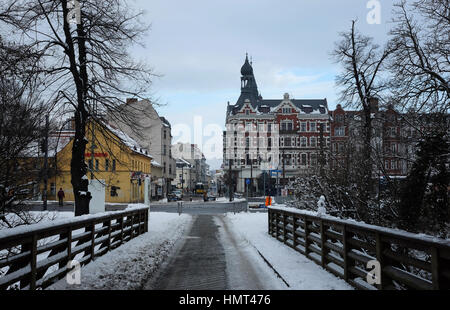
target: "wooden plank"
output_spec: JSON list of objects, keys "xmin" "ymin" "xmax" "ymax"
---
[
  {"xmin": 324, "ymin": 241, "xmax": 344, "ymax": 255},
  {"xmin": 383, "ymin": 248, "xmax": 431, "ymax": 272},
  {"xmin": 383, "ymin": 266, "xmax": 432, "ymax": 290}
]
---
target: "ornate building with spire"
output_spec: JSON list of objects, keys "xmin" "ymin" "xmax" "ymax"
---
[{"xmin": 223, "ymin": 55, "xmax": 331, "ymax": 195}]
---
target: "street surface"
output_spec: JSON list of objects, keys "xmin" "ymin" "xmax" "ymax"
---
[{"xmin": 145, "ymin": 214, "xmax": 284, "ymax": 290}]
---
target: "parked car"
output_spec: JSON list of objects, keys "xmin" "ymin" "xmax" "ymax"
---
[
  {"xmin": 205, "ymin": 192, "xmax": 217, "ymax": 201},
  {"xmin": 167, "ymin": 193, "xmax": 180, "ymax": 202},
  {"xmin": 173, "ymin": 190, "xmax": 183, "ymax": 200}
]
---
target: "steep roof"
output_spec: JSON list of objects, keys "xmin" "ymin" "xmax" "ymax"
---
[{"xmin": 229, "ymin": 56, "xmax": 329, "ymax": 116}]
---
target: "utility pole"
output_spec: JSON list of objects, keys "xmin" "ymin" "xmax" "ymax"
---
[
  {"xmin": 282, "ymin": 149, "xmax": 285, "ymax": 189},
  {"xmin": 250, "ymin": 158, "xmax": 253, "ymax": 198},
  {"xmin": 42, "ymin": 114, "xmax": 49, "ymax": 211}
]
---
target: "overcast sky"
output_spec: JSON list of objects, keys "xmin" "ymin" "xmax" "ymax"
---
[{"xmin": 131, "ymin": 0, "xmax": 396, "ymax": 168}]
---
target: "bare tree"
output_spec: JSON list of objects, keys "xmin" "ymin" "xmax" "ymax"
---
[
  {"xmin": 389, "ymin": 0, "xmax": 450, "ymax": 114},
  {"xmin": 331, "ymin": 20, "xmax": 393, "ymax": 219},
  {"xmin": 0, "ymin": 0, "xmax": 156, "ymax": 215},
  {"xmin": 0, "ymin": 35, "xmax": 48, "ymax": 227}
]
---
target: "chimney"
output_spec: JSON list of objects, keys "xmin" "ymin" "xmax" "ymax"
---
[
  {"xmin": 126, "ymin": 98, "xmax": 138, "ymax": 105},
  {"xmin": 369, "ymin": 97, "xmax": 379, "ymax": 112}
]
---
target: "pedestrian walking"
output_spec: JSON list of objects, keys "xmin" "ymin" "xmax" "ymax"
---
[{"xmin": 57, "ymin": 188, "xmax": 65, "ymax": 206}]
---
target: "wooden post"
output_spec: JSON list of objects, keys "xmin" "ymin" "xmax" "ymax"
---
[
  {"xmin": 275, "ymin": 212, "xmax": 279, "ymax": 239},
  {"xmin": 29, "ymin": 234, "xmax": 37, "ymax": 290},
  {"xmin": 67, "ymin": 227, "xmax": 72, "ymax": 266},
  {"xmin": 431, "ymin": 247, "xmax": 440, "ymax": 290},
  {"xmin": 320, "ymin": 220, "xmax": 327, "ymax": 268},
  {"xmin": 107, "ymin": 219, "xmax": 112, "ymax": 252},
  {"xmin": 430, "ymin": 247, "xmax": 450, "ymax": 290},
  {"xmin": 145, "ymin": 210, "xmax": 149, "ymax": 233},
  {"xmin": 268, "ymin": 210, "xmax": 272, "ymax": 235},
  {"xmin": 130, "ymin": 214, "xmax": 134, "ymax": 239},
  {"xmin": 304, "ymin": 215, "xmax": 310, "ymax": 256},
  {"xmin": 342, "ymin": 225, "xmax": 349, "ymax": 282},
  {"xmin": 293, "ymin": 215, "xmax": 298, "ymax": 248},
  {"xmin": 120, "ymin": 217, "xmax": 124, "ymax": 244},
  {"xmin": 375, "ymin": 232, "xmax": 390, "ymax": 289},
  {"xmin": 90, "ymin": 223, "xmax": 95, "ymax": 261}
]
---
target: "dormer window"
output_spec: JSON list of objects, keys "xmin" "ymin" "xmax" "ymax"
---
[
  {"xmin": 245, "ymin": 110, "xmax": 250, "ymax": 115},
  {"xmin": 282, "ymin": 107, "xmax": 291, "ymax": 114}
]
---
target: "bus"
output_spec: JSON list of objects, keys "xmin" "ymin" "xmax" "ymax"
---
[{"xmin": 195, "ymin": 183, "xmax": 208, "ymax": 195}]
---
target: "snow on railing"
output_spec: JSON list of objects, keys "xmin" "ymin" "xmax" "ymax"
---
[
  {"xmin": 268, "ymin": 206, "xmax": 450, "ymax": 290},
  {"xmin": 0, "ymin": 206, "xmax": 149, "ymax": 290}
]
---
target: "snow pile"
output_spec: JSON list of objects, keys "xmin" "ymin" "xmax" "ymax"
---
[
  {"xmin": 217, "ymin": 197, "xmax": 247, "ymax": 203},
  {"xmin": 0, "ymin": 211, "xmax": 74, "ymax": 232},
  {"xmin": 317, "ymin": 196, "xmax": 327, "ymax": 216},
  {"xmin": 224, "ymin": 212, "xmax": 353, "ymax": 290},
  {"xmin": 48, "ymin": 212, "xmax": 192, "ymax": 290}
]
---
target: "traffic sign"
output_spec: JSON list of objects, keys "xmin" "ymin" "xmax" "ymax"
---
[{"xmin": 245, "ymin": 179, "xmax": 251, "ymax": 185}]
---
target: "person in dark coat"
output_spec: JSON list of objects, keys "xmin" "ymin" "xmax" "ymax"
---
[{"xmin": 57, "ymin": 188, "xmax": 65, "ymax": 206}]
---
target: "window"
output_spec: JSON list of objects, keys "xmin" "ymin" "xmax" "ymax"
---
[
  {"xmin": 245, "ymin": 110, "xmax": 250, "ymax": 115},
  {"xmin": 301, "ymin": 137, "xmax": 307, "ymax": 148},
  {"xmin": 387, "ymin": 127, "xmax": 397, "ymax": 138},
  {"xmin": 391, "ymin": 160, "xmax": 398, "ymax": 170},
  {"xmin": 164, "ymin": 130, "xmax": 167, "ymax": 139},
  {"xmin": 335, "ymin": 127, "xmax": 345, "ymax": 136},
  {"xmin": 95, "ymin": 159, "xmax": 99, "ymax": 171},
  {"xmin": 163, "ymin": 162, "xmax": 166, "ymax": 174},
  {"xmin": 163, "ymin": 145, "xmax": 167, "ymax": 156},
  {"xmin": 110, "ymin": 186, "xmax": 119, "ymax": 197},
  {"xmin": 268, "ymin": 138, "xmax": 272, "ymax": 148},
  {"xmin": 285, "ymin": 138, "xmax": 291, "ymax": 147},
  {"xmin": 112, "ymin": 159, "xmax": 116, "ymax": 172},
  {"xmin": 300, "ymin": 122, "xmax": 307, "ymax": 132},
  {"xmin": 310, "ymin": 137, "xmax": 317, "ymax": 148},
  {"xmin": 88, "ymin": 160, "xmax": 93, "ymax": 170},
  {"xmin": 258, "ymin": 123, "xmax": 264, "ymax": 132},
  {"xmin": 335, "ymin": 114, "xmax": 344, "ymax": 123},
  {"xmin": 50, "ymin": 183, "xmax": 56, "ymax": 196},
  {"xmin": 301, "ymin": 154, "xmax": 307, "ymax": 165},
  {"xmin": 282, "ymin": 107, "xmax": 291, "ymax": 114},
  {"xmin": 311, "ymin": 154, "xmax": 317, "ymax": 166},
  {"xmin": 268, "ymin": 123, "xmax": 272, "ymax": 132},
  {"xmin": 105, "ymin": 159, "xmax": 110, "ymax": 172},
  {"xmin": 310, "ymin": 122, "xmax": 317, "ymax": 132},
  {"xmin": 385, "ymin": 160, "xmax": 390, "ymax": 170},
  {"xmin": 281, "ymin": 121, "xmax": 293, "ymax": 131},
  {"xmin": 391, "ymin": 143, "xmax": 397, "ymax": 153}
]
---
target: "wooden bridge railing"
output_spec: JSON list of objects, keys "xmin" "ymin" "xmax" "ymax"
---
[
  {"xmin": 0, "ymin": 206, "xmax": 149, "ymax": 290},
  {"xmin": 268, "ymin": 207, "xmax": 450, "ymax": 290}
]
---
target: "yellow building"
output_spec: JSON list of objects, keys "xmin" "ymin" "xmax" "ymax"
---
[{"xmin": 45, "ymin": 120, "xmax": 152, "ymax": 203}]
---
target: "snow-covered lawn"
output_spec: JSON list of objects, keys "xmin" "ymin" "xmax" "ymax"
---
[
  {"xmin": 48, "ymin": 212, "xmax": 192, "ymax": 290},
  {"xmin": 224, "ymin": 212, "xmax": 354, "ymax": 290}
]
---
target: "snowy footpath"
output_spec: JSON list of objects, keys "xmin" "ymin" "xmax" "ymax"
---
[
  {"xmin": 224, "ymin": 213, "xmax": 353, "ymax": 290},
  {"xmin": 49, "ymin": 212, "xmax": 192, "ymax": 290}
]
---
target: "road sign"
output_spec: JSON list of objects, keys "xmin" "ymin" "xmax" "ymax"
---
[
  {"xmin": 270, "ymin": 170, "xmax": 282, "ymax": 177},
  {"xmin": 245, "ymin": 178, "xmax": 251, "ymax": 185}
]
